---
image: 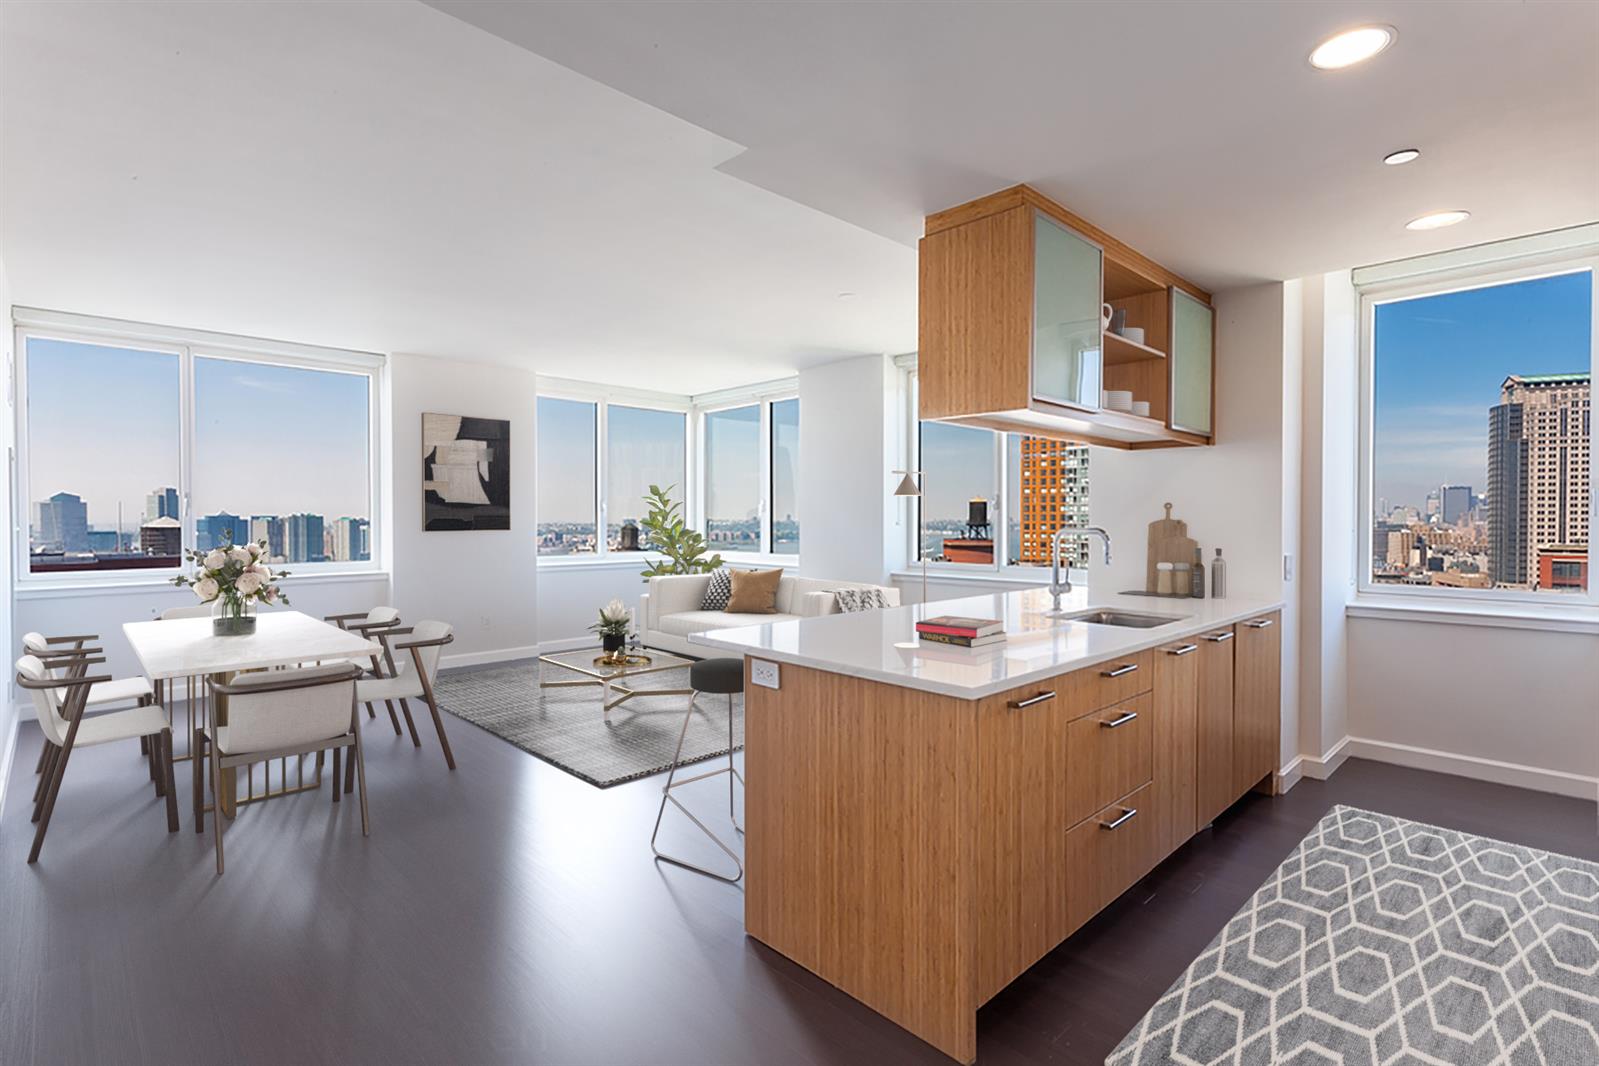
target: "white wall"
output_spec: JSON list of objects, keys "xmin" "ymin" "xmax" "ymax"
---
[
  {"xmin": 389, "ymin": 353, "xmax": 537, "ymax": 665},
  {"xmin": 0, "ymin": 258, "xmax": 17, "ymax": 800},
  {"xmin": 796, "ymin": 353, "xmax": 902, "ymax": 585},
  {"xmin": 539, "ymin": 560, "xmax": 651, "ymax": 652},
  {"xmin": 1089, "ymin": 281, "xmax": 1302, "ymax": 778}
]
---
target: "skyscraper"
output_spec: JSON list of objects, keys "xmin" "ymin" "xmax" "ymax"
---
[
  {"xmin": 285, "ymin": 513, "xmax": 326, "ymax": 562},
  {"xmin": 1440, "ymin": 484, "xmax": 1472, "ymax": 526},
  {"xmin": 250, "ymin": 515, "xmax": 286, "ymax": 561},
  {"xmin": 139, "ymin": 515, "xmax": 182, "ymax": 557},
  {"xmin": 33, "ymin": 492, "xmax": 90, "ymax": 552},
  {"xmin": 197, "ymin": 512, "xmax": 247, "ymax": 551},
  {"xmin": 329, "ymin": 516, "xmax": 370, "ymax": 562},
  {"xmin": 145, "ymin": 486, "xmax": 180, "ymax": 524},
  {"xmin": 1016, "ymin": 437, "xmax": 1091, "ymax": 566},
  {"xmin": 1487, "ymin": 373, "xmax": 1589, "ymax": 588}
]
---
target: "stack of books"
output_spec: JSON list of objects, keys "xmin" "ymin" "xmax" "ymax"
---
[{"xmin": 915, "ymin": 615, "xmax": 1006, "ymax": 648}]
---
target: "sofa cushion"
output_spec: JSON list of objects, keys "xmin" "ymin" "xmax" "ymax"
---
[
  {"xmin": 832, "ymin": 586, "xmax": 893, "ymax": 612},
  {"xmin": 655, "ymin": 610, "xmax": 801, "ymax": 639},
  {"xmin": 699, "ymin": 569, "xmax": 733, "ymax": 611},
  {"xmin": 727, "ymin": 567, "xmax": 784, "ymax": 613}
]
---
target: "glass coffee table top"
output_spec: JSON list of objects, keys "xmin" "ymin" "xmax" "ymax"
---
[{"xmin": 536, "ymin": 647, "xmax": 696, "ymax": 716}]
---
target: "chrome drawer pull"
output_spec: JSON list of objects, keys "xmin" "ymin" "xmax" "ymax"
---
[
  {"xmin": 1204, "ymin": 631, "xmax": 1234, "ymax": 643},
  {"xmin": 1166, "ymin": 643, "xmax": 1198, "ymax": 656},
  {"xmin": 1100, "ymin": 807, "xmax": 1138, "ymax": 831},
  {"xmin": 1245, "ymin": 618, "xmax": 1275, "ymax": 629},
  {"xmin": 1100, "ymin": 711, "xmax": 1138, "ymax": 728},
  {"xmin": 1008, "ymin": 690, "xmax": 1056, "ymax": 709},
  {"xmin": 1100, "ymin": 663, "xmax": 1139, "ymax": 678}
]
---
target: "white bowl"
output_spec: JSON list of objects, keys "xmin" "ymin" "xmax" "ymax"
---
[
  {"xmin": 1103, "ymin": 390, "xmax": 1133, "ymax": 411},
  {"xmin": 1123, "ymin": 327, "xmax": 1146, "ymax": 345},
  {"xmin": 1132, "ymin": 400, "xmax": 1151, "ymax": 417}
]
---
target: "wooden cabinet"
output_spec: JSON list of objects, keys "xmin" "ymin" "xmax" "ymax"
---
[
  {"xmin": 918, "ymin": 183, "xmax": 1215, "ymax": 450},
  {"xmin": 1065, "ymin": 693, "xmax": 1152, "ymax": 827},
  {"xmin": 1233, "ymin": 612, "xmax": 1282, "ymax": 797},
  {"xmin": 1152, "ymin": 639, "xmax": 1200, "ymax": 859},
  {"xmin": 1065, "ymin": 781, "xmax": 1159, "ymax": 934},
  {"xmin": 1194, "ymin": 626, "xmax": 1236, "ymax": 827}
]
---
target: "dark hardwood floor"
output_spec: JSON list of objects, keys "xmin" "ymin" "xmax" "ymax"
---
[{"xmin": 3, "ymin": 696, "xmax": 1595, "ymax": 1065}]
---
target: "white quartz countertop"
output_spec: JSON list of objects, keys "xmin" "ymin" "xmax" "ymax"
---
[{"xmin": 689, "ymin": 587, "xmax": 1283, "ymax": 699}]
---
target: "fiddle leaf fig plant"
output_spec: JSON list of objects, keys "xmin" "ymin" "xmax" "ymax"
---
[{"xmin": 639, "ymin": 483, "xmax": 723, "ymax": 580}]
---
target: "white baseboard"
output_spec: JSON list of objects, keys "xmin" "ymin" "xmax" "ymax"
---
[
  {"xmin": 1301, "ymin": 736, "xmax": 1351, "ymax": 781},
  {"xmin": 535, "ymin": 636, "xmax": 597, "ymax": 655},
  {"xmin": 1276, "ymin": 756, "xmax": 1304, "ymax": 794},
  {"xmin": 1344, "ymin": 736, "xmax": 1599, "ymax": 800},
  {"xmin": 439, "ymin": 644, "xmax": 541, "ymax": 670}
]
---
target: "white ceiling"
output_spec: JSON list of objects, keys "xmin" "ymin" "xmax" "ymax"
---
[
  {"xmin": 431, "ymin": 0, "xmax": 1599, "ymax": 292},
  {"xmin": 4, "ymin": 2, "xmax": 1596, "ymax": 391},
  {"xmin": 0, "ymin": 1, "xmax": 916, "ymax": 391}
]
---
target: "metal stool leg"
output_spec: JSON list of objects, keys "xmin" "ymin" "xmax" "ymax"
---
[
  {"xmin": 728, "ymin": 692, "xmax": 744, "ymax": 834},
  {"xmin": 651, "ymin": 690, "xmax": 743, "ymax": 883}
]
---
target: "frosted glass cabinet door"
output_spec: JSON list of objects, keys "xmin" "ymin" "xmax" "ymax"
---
[
  {"xmin": 1170, "ymin": 288, "xmax": 1214, "ymax": 436},
  {"xmin": 1032, "ymin": 212, "xmax": 1103, "ymax": 411}
]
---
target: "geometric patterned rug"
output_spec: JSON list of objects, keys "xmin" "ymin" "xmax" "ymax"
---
[
  {"xmin": 1108, "ymin": 806, "xmax": 1599, "ymax": 1065},
  {"xmin": 433, "ymin": 661, "xmax": 741, "ymax": 789}
]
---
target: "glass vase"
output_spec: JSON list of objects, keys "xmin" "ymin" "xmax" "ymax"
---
[{"xmin": 212, "ymin": 593, "xmax": 257, "ymax": 636}]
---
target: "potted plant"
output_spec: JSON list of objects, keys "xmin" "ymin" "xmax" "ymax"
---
[
  {"xmin": 171, "ymin": 540, "xmax": 290, "ymax": 636},
  {"xmin": 639, "ymin": 484, "xmax": 723, "ymax": 580},
  {"xmin": 590, "ymin": 598, "xmax": 633, "ymax": 663}
]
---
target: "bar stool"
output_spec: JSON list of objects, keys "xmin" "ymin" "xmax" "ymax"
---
[{"xmin": 651, "ymin": 658, "xmax": 744, "ymax": 883}]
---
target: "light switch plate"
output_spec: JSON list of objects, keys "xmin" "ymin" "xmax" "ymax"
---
[
  {"xmin": 1283, "ymin": 554, "xmax": 1294, "ymax": 581},
  {"xmin": 751, "ymin": 659, "xmax": 780, "ymax": 690}
]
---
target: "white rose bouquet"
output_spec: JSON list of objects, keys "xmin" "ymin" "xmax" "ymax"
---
[{"xmin": 172, "ymin": 539, "xmax": 290, "ymax": 632}]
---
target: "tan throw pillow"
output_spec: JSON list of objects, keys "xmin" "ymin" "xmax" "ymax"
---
[{"xmin": 726, "ymin": 567, "xmax": 784, "ymax": 613}]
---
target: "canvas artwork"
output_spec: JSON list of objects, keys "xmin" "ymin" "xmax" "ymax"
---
[{"xmin": 423, "ymin": 413, "xmax": 510, "ymax": 531}]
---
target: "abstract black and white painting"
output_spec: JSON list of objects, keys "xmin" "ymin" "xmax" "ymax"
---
[{"xmin": 422, "ymin": 413, "xmax": 510, "ymax": 531}]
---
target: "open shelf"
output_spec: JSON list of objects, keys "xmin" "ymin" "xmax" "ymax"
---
[
  {"xmin": 1104, "ymin": 255, "xmax": 1166, "ymax": 303},
  {"xmin": 1103, "ymin": 330, "xmax": 1166, "ymax": 366}
]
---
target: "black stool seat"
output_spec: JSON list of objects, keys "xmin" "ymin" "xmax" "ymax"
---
[{"xmin": 690, "ymin": 657, "xmax": 744, "ymax": 695}]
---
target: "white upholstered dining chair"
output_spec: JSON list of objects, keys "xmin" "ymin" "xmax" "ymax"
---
[
  {"xmin": 16, "ymin": 651, "xmax": 178, "ymax": 863},
  {"xmin": 353, "ymin": 620, "xmax": 456, "ymax": 781},
  {"xmin": 193, "ymin": 662, "xmax": 367, "ymax": 875},
  {"xmin": 324, "ymin": 607, "xmax": 407, "ymax": 738}
]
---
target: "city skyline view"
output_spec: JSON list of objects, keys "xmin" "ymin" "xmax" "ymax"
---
[
  {"xmin": 25, "ymin": 337, "xmax": 373, "ymax": 530},
  {"xmin": 1372, "ymin": 270, "xmax": 1590, "ymax": 511}
]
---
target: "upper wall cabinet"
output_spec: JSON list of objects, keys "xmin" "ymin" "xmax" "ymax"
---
[{"xmin": 918, "ymin": 185, "xmax": 1215, "ymax": 450}]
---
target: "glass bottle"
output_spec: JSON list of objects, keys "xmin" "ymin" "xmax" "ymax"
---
[{"xmin": 1210, "ymin": 548, "xmax": 1227, "ymax": 599}]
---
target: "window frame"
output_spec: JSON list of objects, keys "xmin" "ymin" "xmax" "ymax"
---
[
  {"xmin": 1354, "ymin": 248, "xmax": 1598, "ymax": 612},
  {"xmin": 901, "ymin": 361, "xmax": 1091, "ymax": 585},
  {"xmin": 13, "ymin": 308, "xmax": 385, "ymax": 587}
]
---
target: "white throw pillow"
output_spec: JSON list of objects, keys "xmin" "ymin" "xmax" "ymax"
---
[
  {"xmin": 832, "ymin": 587, "xmax": 890, "ymax": 613},
  {"xmin": 700, "ymin": 569, "xmax": 734, "ymax": 611}
]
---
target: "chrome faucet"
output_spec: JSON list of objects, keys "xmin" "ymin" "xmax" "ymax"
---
[{"xmin": 1049, "ymin": 526, "xmax": 1112, "ymax": 610}]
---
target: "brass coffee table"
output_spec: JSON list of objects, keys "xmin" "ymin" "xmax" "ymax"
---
[{"xmin": 537, "ymin": 647, "xmax": 695, "ymax": 717}]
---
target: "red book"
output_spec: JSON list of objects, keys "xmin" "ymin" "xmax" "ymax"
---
[{"xmin": 916, "ymin": 615, "xmax": 1004, "ymax": 638}]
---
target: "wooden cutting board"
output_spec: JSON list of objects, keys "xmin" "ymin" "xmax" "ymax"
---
[{"xmin": 1146, "ymin": 502, "xmax": 1197, "ymax": 592}]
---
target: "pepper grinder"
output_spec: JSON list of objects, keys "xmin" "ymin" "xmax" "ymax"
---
[{"xmin": 1210, "ymin": 548, "xmax": 1227, "ymax": 599}]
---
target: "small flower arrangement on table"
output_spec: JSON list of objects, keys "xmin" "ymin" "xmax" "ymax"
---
[
  {"xmin": 171, "ymin": 540, "xmax": 290, "ymax": 636},
  {"xmin": 589, "ymin": 598, "xmax": 634, "ymax": 663}
]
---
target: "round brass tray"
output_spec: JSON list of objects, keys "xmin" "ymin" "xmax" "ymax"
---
[{"xmin": 594, "ymin": 652, "xmax": 653, "ymax": 668}]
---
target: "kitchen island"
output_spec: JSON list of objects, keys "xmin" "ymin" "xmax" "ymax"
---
[{"xmin": 691, "ymin": 586, "xmax": 1284, "ymax": 1064}]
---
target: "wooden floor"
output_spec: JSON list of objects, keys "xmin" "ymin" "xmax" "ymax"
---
[{"xmin": 3, "ymin": 702, "xmax": 1595, "ymax": 1065}]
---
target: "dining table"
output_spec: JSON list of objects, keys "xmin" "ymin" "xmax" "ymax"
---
[{"xmin": 123, "ymin": 610, "xmax": 381, "ymax": 818}]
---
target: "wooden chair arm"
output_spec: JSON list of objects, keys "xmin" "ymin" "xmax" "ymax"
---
[
  {"xmin": 43, "ymin": 633, "xmax": 99, "ymax": 644},
  {"xmin": 35, "ymin": 646, "xmax": 106, "ymax": 662},
  {"xmin": 17, "ymin": 666, "xmax": 112, "ymax": 690},
  {"xmin": 323, "ymin": 612, "xmax": 368, "ymax": 625},
  {"xmin": 394, "ymin": 632, "xmax": 454, "ymax": 652},
  {"xmin": 206, "ymin": 663, "xmax": 362, "ymax": 696},
  {"xmin": 347, "ymin": 619, "xmax": 401, "ymax": 636}
]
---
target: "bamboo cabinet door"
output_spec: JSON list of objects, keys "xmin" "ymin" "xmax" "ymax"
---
[
  {"xmin": 1152, "ymin": 640, "xmax": 1200, "ymax": 859},
  {"xmin": 1194, "ymin": 628, "xmax": 1236, "ymax": 826},
  {"xmin": 1233, "ymin": 612, "xmax": 1282, "ymax": 797},
  {"xmin": 975, "ymin": 682, "xmax": 1067, "ymax": 1003}
]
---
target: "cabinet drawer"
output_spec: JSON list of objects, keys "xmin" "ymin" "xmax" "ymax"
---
[
  {"xmin": 1065, "ymin": 780, "xmax": 1158, "ymax": 935},
  {"xmin": 1064, "ymin": 692, "xmax": 1152, "ymax": 827},
  {"xmin": 1070, "ymin": 649, "xmax": 1154, "ymax": 716}
]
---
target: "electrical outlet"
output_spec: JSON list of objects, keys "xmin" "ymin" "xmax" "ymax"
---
[
  {"xmin": 1283, "ymin": 555, "xmax": 1294, "ymax": 582},
  {"xmin": 750, "ymin": 659, "xmax": 780, "ymax": 690}
]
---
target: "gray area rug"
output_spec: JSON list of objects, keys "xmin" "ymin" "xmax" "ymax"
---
[
  {"xmin": 1109, "ymin": 806, "xmax": 1599, "ymax": 1065},
  {"xmin": 434, "ymin": 660, "xmax": 741, "ymax": 788}
]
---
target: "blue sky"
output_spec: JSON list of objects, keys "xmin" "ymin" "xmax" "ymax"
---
[
  {"xmin": 1372, "ymin": 269, "xmax": 1592, "ymax": 510},
  {"xmin": 27, "ymin": 339, "xmax": 370, "ymax": 528}
]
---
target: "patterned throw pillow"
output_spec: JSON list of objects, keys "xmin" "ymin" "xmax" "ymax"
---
[
  {"xmin": 700, "ymin": 568, "xmax": 734, "ymax": 611},
  {"xmin": 832, "ymin": 587, "xmax": 890, "ymax": 613}
]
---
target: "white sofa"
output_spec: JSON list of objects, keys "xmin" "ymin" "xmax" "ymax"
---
[{"xmin": 638, "ymin": 572, "xmax": 900, "ymax": 658}]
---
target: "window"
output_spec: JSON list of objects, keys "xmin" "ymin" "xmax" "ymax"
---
[
  {"xmin": 771, "ymin": 397, "xmax": 800, "ymax": 554},
  {"xmin": 16, "ymin": 312, "xmax": 382, "ymax": 579},
  {"xmin": 193, "ymin": 356, "xmax": 372, "ymax": 563},
  {"xmin": 1361, "ymin": 255, "xmax": 1594, "ymax": 602},
  {"xmin": 703, "ymin": 404, "xmax": 761, "ymax": 552},
  {"xmin": 537, "ymin": 382, "xmax": 797, "ymax": 562},
  {"xmin": 906, "ymin": 365, "xmax": 1092, "ymax": 574},
  {"xmin": 606, "ymin": 405, "xmax": 685, "ymax": 550},
  {"xmin": 535, "ymin": 396, "xmax": 599, "ymax": 555}
]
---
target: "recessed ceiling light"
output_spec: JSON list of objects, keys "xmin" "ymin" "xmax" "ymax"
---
[
  {"xmin": 1405, "ymin": 210, "xmax": 1470, "ymax": 231},
  {"xmin": 1383, "ymin": 148, "xmax": 1421, "ymax": 166},
  {"xmin": 1309, "ymin": 25, "xmax": 1396, "ymax": 70}
]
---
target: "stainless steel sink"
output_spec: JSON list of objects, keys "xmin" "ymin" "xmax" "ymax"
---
[{"xmin": 1057, "ymin": 608, "xmax": 1184, "ymax": 628}]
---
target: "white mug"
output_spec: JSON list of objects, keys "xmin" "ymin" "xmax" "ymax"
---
[{"xmin": 1101, "ymin": 303, "xmax": 1113, "ymax": 330}]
